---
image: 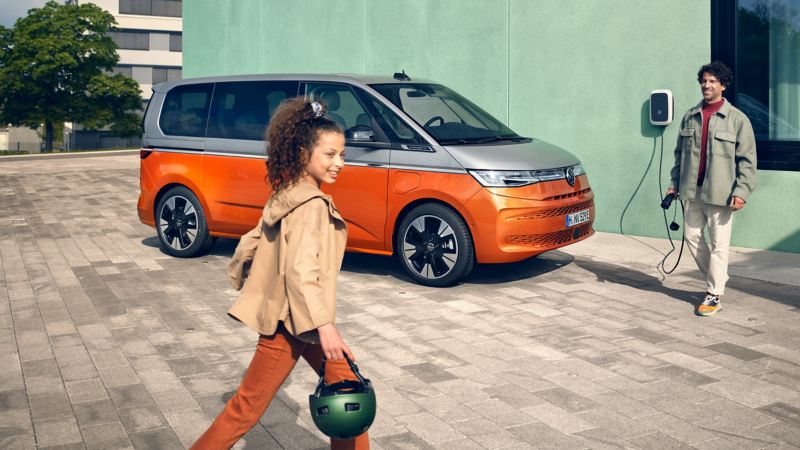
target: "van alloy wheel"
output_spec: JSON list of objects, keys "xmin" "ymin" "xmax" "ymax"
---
[
  {"xmin": 402, "ymin": 215, "xmax": 458, "ymax": 280},
  {"xmin": 159, "ymin": 195, "xmax": 198, "ymax": 251},
  {"xmin": 155, "ymin": 186, "xmax": 214, "ymax": 257},
  {"xmin": 396, "ymin": 204, "xmax": 475, "ymax": 287}
]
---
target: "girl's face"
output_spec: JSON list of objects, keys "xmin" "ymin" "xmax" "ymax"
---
[{"xmin": 303, "ymin": 131, "xmax": 346, "ymax": 187}]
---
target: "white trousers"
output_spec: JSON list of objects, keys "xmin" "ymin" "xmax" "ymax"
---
[{"xmin": 683, "ymin": 197, "xmax": 734, "ymax": 296}]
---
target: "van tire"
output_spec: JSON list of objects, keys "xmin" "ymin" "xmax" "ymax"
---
[
  {"xmin": 155, "ymin": 186, "xmax": 214, "ymax": 257},
  {"xmin": 395, "ymin": 203, "xmax": 475, "ymax": 287}
]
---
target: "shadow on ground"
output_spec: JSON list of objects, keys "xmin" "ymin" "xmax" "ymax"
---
[
  {"xmin": 574, "ymin": 257, "xmax": 800, "ymax": 309},
  {"xmin": 573, "ymin": 259, "xmax": 701, "ymax": 306},
  {"xmin": 216, "ymin": 372, "xmax": 328, "ymax": 449},
  {"xmin": 340, "ymin": 250, "xmax": 574, "ymax": 286}
]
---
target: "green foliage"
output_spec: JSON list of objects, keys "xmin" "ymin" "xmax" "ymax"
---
[{"xmin": 0, "ymin": 1, "xmax": 142, "ymax": 150}]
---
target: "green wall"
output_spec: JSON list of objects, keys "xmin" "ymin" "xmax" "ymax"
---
[{"xmin": 185, "ymin": 0, "xmax": 800, "ymax": 253}]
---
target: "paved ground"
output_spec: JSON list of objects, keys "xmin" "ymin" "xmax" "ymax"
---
[{"xmin": 1, "ymin": 153, "xmax": 799, "ymax": 450}]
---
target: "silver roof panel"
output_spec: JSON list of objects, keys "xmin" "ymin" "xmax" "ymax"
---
[{"xmin": 152, "ymin": 73, "xmax": 436, "ymax": 93}]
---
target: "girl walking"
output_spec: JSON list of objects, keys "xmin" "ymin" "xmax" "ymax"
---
[{"xmin": 191, "ymin": 98, "xmax": 368, "ymax": 449}]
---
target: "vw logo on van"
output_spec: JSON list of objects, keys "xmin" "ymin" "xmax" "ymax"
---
[{"xmin": 565, "ymin": 167, "xmax": 575, "ymax": 186}]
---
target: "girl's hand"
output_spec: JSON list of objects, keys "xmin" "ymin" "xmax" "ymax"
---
[{"xmin": 317, "ymin": 323, "xmax": 355, "ymax": 361}]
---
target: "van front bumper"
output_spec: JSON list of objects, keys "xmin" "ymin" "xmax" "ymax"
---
[{"xmin": 464, "ymin": 175, "xmax": 595, "ymax": 263}]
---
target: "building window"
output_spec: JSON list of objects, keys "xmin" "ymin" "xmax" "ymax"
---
[
  {"xmin": 169, "ymin": 34, "xmax": 182, "ymax": 52},
  {"xmin": 111, "ymin": 66, "xmax": 133, "ymax": 77},
  {"xmin": 152, "ymin": 67, "xmax": 182, "ymax": 84},
  {"xmin": 107, "ymin": 30, "xmax": 150, "ymax": 50},
  {"xmin": 712, "ymin": 0, "xmax": 800, "ymax": 171},
  {"xmin": 120, "ymin": 0, "xmax": 181, "ymax": 18}
]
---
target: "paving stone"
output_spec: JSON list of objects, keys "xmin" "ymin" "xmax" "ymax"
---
[
  {"xmin": 0, "ymin": 389, "xmax": 29, "ymax": 412},
  {"xmin": 28, "ymin": 392, "xmax": 74, "ymax": 421},
  {"xmin": 118, "ymin": 406, "xmax": 168, "ymax": 433},
  {"xmin": 0, "ymin": 409, "xmax": 35, "ymax": 445},
  {"xmin": 506, "ymin": 422, "xmax": 584, "ymax": 449},
  {"xmin": 650, "ymin": 363, "xmax": 719, "ymax": 386},
  {"xmin": 705, "ymin": 342, "xmax": 770, "ymax": 362},
  {"xmin": 79, "ymin": 421, "xmax": 132, "ymax": 450},
  {"xmin": 32, "ymin": 418, "xmax": 83, "ymax": 447},
  {"xmin": 756, "ymin": 402, "xmax": 800, "ymax": 427},
  {"xmin": 627, "ymin": 431, "xmax": 695, "ymax": 449},
  {"xmin": 533, "ymin": 387, "xmax": 599, "ymax": 413},
  {"xmin": 521, "ymin": 401, "xmax": 596, "ymax": 435},
  {"xmin": 394, "ymin": 411, "xmax": 465, "ymax": 444},
  {"xmin": 73, "ymin": 398, "xmax": 119, "ymax": 427},
  {"xmin": 128, "ymin": 427, "xmax": 184, "ymax": 450},
  {"xmin": 65, "ymin": 378, "xmax": 108, "ymax": 404}
]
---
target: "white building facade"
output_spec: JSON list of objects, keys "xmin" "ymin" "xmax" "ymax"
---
[
  {"xmin": 65, "ymin": 0, "xmax": 182, "ymax": 149},
  {"xmin": 84, "ymin": 0, "xmax": 183, "ymax": 100}
]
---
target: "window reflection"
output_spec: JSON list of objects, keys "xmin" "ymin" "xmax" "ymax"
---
[{"xmin": 738, "ymin": 0, "xmax": 800, "ymax": 141}]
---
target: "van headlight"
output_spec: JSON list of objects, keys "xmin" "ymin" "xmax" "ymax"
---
[{"xmin": 469, "ymin": 164, "xmax": 585, "ymax": 187}]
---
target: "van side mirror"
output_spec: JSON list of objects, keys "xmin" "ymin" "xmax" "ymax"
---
[{"xmin": 346, "ymin": 125, "xmax": 374, "ymax": 142}]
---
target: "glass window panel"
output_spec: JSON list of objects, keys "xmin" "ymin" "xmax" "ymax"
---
[
  {"xmin": 354, "ymin": 88, "xmax": 422, "ymax": 144},
  {"xmin": 371, "ymin": 83, "xmax": 517, "ymax": 142},
  {"xmin": 107, "ymin": 30, "xmax": 149, "ymax": 50},
  {"xmin": 167, "ymin": 68, "xmax": 182, "ymax": 82},
  {"xmin": 159, "ymin": 83, "xmax": 212, "ymax": 137},
  {"xmin": 152, "ymin": 67, "xmax": 167, "ymax": 84},
  {"xmin": 111, "ymin": 66, "xmax": 132, "ymax": 77},
  {"xmin": 119, "ymin": 0, "xmax": 151, "ymax": 15},
  {"xmin": 169, "ymin": 34, "xmax": 182, "ymax": 52},
  {"xmin": 738, "ymin": 0, "xmax": 800, "ymax": 141},
  {"xmin": 207, "ymin": 81, "xmax": 299, "ymax": 141},
  {"xmin": 306, "ymin": 83, "xmax": 371, "ymax": 132},
  {"xmin": 153, "ymin": 0, "xmax": 182, "ymax": 17}
]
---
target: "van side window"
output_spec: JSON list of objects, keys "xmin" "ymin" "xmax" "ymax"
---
[
  {"xmin": 306, "ymin": 83, "xmax": 376, "ymax": 137},
  {"xmin": 159, "ymin": 83, "xmax": 212, "ymax": 137},
  {"xmin": 354, "ymin": 88, "xmax": 424, "ymax": 145},
  {"xmin": 207, "ymin": 81, "xmax": 299, "ymax": 141}
]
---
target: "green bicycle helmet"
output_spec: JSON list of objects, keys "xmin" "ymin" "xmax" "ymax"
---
[{"xmin": 308, "ymin": 355, "xmax": 377, "ymax": 439}]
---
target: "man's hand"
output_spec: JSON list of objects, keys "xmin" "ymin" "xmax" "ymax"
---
[
  {"xmin": 317, "ymin": 323, "xmax": 354, "ymax": 361},
  {"xmin": 666, "ymin": 187, "xmax": 677, "ymax": 197},
  {"xmin": 730, "ymin": 196, "xmax": 746, "ymax": 211}
]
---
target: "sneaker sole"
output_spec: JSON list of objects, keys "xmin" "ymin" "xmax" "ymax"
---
[{"xmin": 696, "ymin": 306, "xmax": 721, "ymax": 316}]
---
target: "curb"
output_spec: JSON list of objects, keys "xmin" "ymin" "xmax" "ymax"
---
[{"xmin": 0, "ymin": 149, "xmax": 139, "ymax": 162}]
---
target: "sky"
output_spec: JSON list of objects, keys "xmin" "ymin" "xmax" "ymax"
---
[{"xmin": 0, "ymin": 0, "xmax": 49, "ymax": 28}]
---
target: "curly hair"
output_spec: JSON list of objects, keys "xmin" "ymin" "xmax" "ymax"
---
[
  {"xmin": 265, "ymin": 97, "xmax": 343, "ymax": 191},
  {"xmin": 697, "ymin": 61, "xmax": 733, "ymax": 87}
]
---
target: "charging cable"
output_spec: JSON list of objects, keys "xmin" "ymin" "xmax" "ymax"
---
[{"xmin": 657, "ymin": 128, "xmax": 685, "ymax": 274}]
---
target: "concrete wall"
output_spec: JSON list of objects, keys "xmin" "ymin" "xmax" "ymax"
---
[{"xmin": 184, "ymin": 0, "xmax": 800, "ymax": 253}]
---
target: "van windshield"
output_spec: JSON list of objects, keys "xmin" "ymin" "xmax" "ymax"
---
[{"xmin": 370, "ymin": 83, "xmax": 526, "ymax": 145}]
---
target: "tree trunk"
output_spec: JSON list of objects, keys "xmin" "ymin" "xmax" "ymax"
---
[{"xmin": 45, "ymin": 120, "xmax": 54, "ymax": 152}]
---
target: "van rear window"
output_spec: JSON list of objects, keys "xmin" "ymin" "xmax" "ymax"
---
[{"xmin": 159, "ymin": 83, "xmax": 213, "ymax": 137}]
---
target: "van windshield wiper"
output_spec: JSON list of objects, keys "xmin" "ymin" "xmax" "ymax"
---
[{"xmin": 440, "ymin": 135, "xmax": 528, "ymax": 145}]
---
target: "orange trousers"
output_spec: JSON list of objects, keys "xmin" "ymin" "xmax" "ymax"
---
[{"xmin": 190, "ymin": 325, "xmax": 369, "ymax": 449}]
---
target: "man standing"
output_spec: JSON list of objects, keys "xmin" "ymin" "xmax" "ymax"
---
[{"xmin": 667, "ymin": 61, "xmax": 757, "ymax": 316}]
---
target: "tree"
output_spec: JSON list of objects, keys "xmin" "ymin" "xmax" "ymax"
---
[{"xmin": 0, "ymin": 1, "xmax": 141, "ymax": 151}]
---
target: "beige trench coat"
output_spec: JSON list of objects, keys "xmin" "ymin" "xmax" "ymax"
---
[{"xmin": 227, "ymin": 181, "xmax": 347, "ymax": 342}]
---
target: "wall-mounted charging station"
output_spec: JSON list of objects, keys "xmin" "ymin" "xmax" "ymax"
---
[{"xmin": 649, "ymin": 89, "xmax": 673, "ymax": 126}]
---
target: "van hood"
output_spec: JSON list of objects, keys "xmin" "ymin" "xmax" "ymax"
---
[{"xmin": 443, "ymin": 139, "xmax": 580, "ymax": 171}]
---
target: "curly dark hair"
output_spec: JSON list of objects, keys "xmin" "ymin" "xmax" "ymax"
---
[
  {"xmin": 265, "ymin": 97, "xmax": 343, "ymax": 191},
  {"xmin": 697, "ymin": 61, "xmax": 733, "ymax": 87}
]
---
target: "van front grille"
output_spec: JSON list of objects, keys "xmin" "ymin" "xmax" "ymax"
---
[
  {"xmin": 507, "ymin": 223, "xmax": 593, "ymax": 247},
  {"xmin": 508, "ymin": 199, "xmax": 594, "ymax": 220},
  {"xmin": 543, "ymin": 188, "xmax": 592, "ymax": 202}
]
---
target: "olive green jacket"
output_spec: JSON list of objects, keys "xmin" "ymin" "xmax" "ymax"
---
[
  {"xmin": 227, "ymin": 181, "xmax": 347, "ymax": 342},
  {"xmin": 669, "ymin": 100, "xmax": 757, "ymax": 206}
]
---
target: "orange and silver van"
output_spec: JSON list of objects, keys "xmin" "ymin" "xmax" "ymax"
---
[{"xmin": 138, "ymin": 73, "xmax": 594, "ymax": 286}]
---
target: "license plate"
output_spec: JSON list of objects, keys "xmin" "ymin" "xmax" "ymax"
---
[{"xmin": 566, "ymin": 209, "xmax": 590, "ymax": 227}]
